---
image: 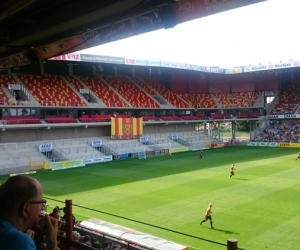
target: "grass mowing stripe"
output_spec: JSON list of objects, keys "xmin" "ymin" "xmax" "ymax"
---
[
  {"xmin": 245, "ymin": 212, "xmax": 300, "ymax": 250},
  {"xmin": 1, "ymin": 146, "xmax": 300, "ymax": 250}
]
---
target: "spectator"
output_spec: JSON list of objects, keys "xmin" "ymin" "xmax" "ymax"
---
[
  {"xmin": 72, "ymin": 230, "xmax": 81, "ymax": 241},
  {"xmin": 0, "ymin": 175, "xmax": 58, "ymax": 250},
  {"xmin": 92, "ymin": 241, "xmax": 102, "ymax": 250},
  {"xmin": 62, "ymin": 207, "xmax": 76, "ymax": 227},
  {"xmin": 112, "ymin": 244, "xmax": 121, "ymax": 250},
  {"xmin": 49, "ymin": 206, "xmax": 64, "ymax": 229},
  {"xmin": 84, "ymin": 240, "xmax": 92, "ymax": 246},
  {"xmin": 49, "ymin": 207, "xmax": 60, "ymax": 220},
  {"xmin": 83, "ymin": 234, "xmax": 91, "ymax": 243},
  {"xmin": 41, "ymin": 203, "xmax": 48, "ymax": 213},
  {"xmin": 103, "ymin": 241, "xmax": 113, "ymax": 250},
  {"xmin": 253, "ymin": 122, "xmax": 300, "ymax": 143}
]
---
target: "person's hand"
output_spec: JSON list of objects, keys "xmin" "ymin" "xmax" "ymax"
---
[
  {"xmin": 26, "ymin": 229, "xmax": 35, "ymax": 238},
  {"xmin": 43, "ymin": 214, "xmax": 58, "ymax": 250}
]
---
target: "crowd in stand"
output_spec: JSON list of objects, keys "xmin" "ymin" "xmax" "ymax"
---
[
  {"xmin": 0, "ymin": 175, "xmax": 129, "ymax": 250},
  {"xmin": 46, "ymin": 205, "xmax": 127, "ymax": 250},
  {"xmin": 253, "ymin": 122, "xmax": 300, "ymax": 143}
]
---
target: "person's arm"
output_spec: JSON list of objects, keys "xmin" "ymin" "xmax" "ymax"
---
[{"xmin": 44, "ymin": 214, "xmax": 58, "ymax": 250}]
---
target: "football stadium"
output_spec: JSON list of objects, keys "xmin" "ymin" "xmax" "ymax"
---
[{"xmin": 0, "ymin": 1, "xmax": 300, "ymax": 250}]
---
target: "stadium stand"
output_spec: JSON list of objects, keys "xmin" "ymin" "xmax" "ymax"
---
[
  {"xmin": 0, "ymin": 141, "xmax": 50, "ymax": 175},
  {"xmin": 141, "ymin": 115, "xmax": 160, "ymax": 121},
  {"xmin": 237, "ymin": 111, "xmax": 261, "ymax": 118},
  {"xmin": 17, "ymin": 74, "xmax": 86, "ymax": 106},
  {"xmin": 50, "ymin": 201, "xmax": 188, "ymax": 250},
  {"xmin": 53, "ymin": 138, "xmax": 106, "ymax": 160},
  {"xmin": 45, "ymin": 115, "xmax": 76, "ymax": 123},
  {"xmin": 146, "ymin": 130, "xmax": 209, "ymax": 150},
  {"xmin": 180, "ymin": 115, "xmax": 198, "ymax": 120},
  {"xmin": 66, "ymin": 76, "xmax": 85, "ymax": 90},
  {"xmin": 160, "ymin": 115, "xmax": 181, "ymax": 121},
  {"xmin": 1, "ymin": 116, "xmax": 41, "ymax": 125},
  {"xmin": 213, "ymin": 92, "xmax": 259, "ymax": 108},
  {"xmin": 210, "ymin": 113, "xmax": 232, "ymax": 119},
  {"xmin": 79, "ymin": 76, "xmax": 129, "ymax": 107},
  {"xmin": 132, "ymin": 77, "xmax": 157, "ymax": 95},
  {"xmin": 0, "ymin": 74, "xmax": 17, "ymax": 105},
  {"xmin": 271, "ymin": 80, "xmax": 300, "ymax": 114},
  {"xmin": 195, "ymin": 113, "xmax": 208, "ymax": 120},
  {"xmin": 138, "ymin": 77, "xmax": 190, "ymax": 108},
  {"xmin": 1, "ymin": 1, "xmax": 289, "ymax": 249},
  {"xmin": 1, "ymin": 68, "xmax": 298, "ymax": 250},
  {"xmin": 114, "ymin": 113, "xmax": 130, "ymax": 118},
  {"xmin": 252, "ymin": 123, "xmax": 300, "ymax": 143},
  {"xmin": 178, "ymin": 93, "xmax": 217, "ymax": 109},
  {"xmin": 103, "ymin": 75, "xmax": 160, "ymax": 108},
  {"xmin": 79, "ymin": 114, "xmax": 112, "ymax": 123}
]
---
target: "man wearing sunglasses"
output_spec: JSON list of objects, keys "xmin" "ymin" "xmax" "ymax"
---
[{"xmin": 0, "ymin": 175, "xmax": 58, "ymax": 250}]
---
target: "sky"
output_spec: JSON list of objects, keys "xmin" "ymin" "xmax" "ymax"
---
[{"xmin": 79, "ymin": 0, "xmax": 300, "ymax": 68}]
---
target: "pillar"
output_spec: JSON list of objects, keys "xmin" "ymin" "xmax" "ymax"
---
[
  {"xmin": 218, "ymin": 122, "xmax": 221, "ymax": 141},
  {"xmin": 40, "ymin": 62, "xmax": 45, "ymax": 75},
  {"xmin": 227, "ymin": 238, "xmax": 238, "ymax": 250},
  {"xmin": 65, "ymin": 199, "xmax": 73, "ymax": 250},
  {"xmin": 231, "ymin": 121, "xmax": 236, "ymax": 140},
  {"xmin": 69, "ymin": 64, "xmax": 73, "ymax": 76}
]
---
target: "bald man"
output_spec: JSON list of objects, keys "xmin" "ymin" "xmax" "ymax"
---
[{"xmin": 0, "ymin": 175, "xmax": 58, "ymax": 250}]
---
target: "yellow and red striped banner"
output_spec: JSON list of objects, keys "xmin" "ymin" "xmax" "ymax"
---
[{"xmin": 111, "ymin": 118, "xmax": 143, "ymax": 139}]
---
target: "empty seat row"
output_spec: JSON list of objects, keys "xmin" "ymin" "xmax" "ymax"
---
[
  {"xmin": 160, "ymin": 116, "xmax": 181, "ymax": 121},
  {"xmin": 142, "ymin": 115, "xmax": 160, "ymax": 121},
  {"xmin": 79, "ymin": 114, "xmax": 112, "ymax": 122},
  {"xmin": 45, "ymin": 115, "xmax": 76, "ymax": 123},
  {"xmin": 210, "ymin": 113, "xmax": 231, "ymax": 119},
  {"xmin": 1, "ymin": 116, "xmax": 41, "ymax": 125}
]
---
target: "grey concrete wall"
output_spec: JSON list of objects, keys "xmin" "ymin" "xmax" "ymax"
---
[
  {"xmin": 143, "ymin": 124, "xmax": 195, "ymax": 134},
  {"xmin": 0, "ymin": 126, "xmax": 111, "ymax": 143},
  {"xmin": 0, "ymin": 123, "xmax": 195, "ymax": 143}
]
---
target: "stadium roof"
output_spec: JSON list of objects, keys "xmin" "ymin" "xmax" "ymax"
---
[{"xmin": 0, "ymin": 0, "xmax": 265, "ymax": 69}]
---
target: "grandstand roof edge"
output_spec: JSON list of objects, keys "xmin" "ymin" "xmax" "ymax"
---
[{"xmin": 48, "ymin": 52, "xmax": 300, "ymax": 75}]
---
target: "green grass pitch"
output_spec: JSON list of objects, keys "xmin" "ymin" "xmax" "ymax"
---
[{"xmin": 1, "ymin": 146, "xmax": 300, "ymax": 250}]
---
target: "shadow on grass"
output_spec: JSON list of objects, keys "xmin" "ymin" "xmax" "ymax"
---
[
  {"xmin": 212, "ymin": 228, "xmax": 239, "ymax": 235},
  {"xmin": 17, "ymin": 146, "xmax": 296, "ymax": 196},
  {"xmin": 232, "ymin": 178, "xmax": 248, "ymax": 180}
]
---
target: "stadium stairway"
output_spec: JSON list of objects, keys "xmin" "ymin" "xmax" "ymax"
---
[
  {"xmin": 101, "ymin": 138, "xmax": 143, "ymax": 155},
  {"xmin": 0, "ymin": 141, "xmax": 50, "ymax": 175},
  {"xmin": 295, "ymin": 103, "xmax": 300, "ymax": 114},
  {"xmin": 128, "ymin": 77, "xmax": 160, "ymax": 107},
  {"xmin": 97, "ymin": 144, "xmax": 116, "ymax": 156},
  {"xmin": 100, "ymin": 76, "xmax": 132, "ymax": 108},
  {"xmin": 175, "ymin": 138, "xmax": 192, "ymax": 147},
  {"xmin": 12, "ymin": 74, "xmax": 43, "ymax": 106},
  {"xmin": 133, "ymin": 77, "xmax": 175, "ymax": 108},
  {"xmin": 64, "ymin": 76, "xmax": 108, "ymax": 107},
  {"xmin": 254, "ymin": 91, "xmax": 269, "ymax": 108},
  {"xmin": 79, "ymin": 76, "xmax": 129, "ymax": 108},
  {"xmin": 1, "ymin": 87, "xmax": 17, "ymax": 104},
  {"xmin": 210, "ymin": 93, "xmax": 221, "ymax": 108},
  {"xmin": 43, "ymin": 149, "xmax": 66, "ymax": 162},
  {"xmin": 53, "ymin": 138, "xmax": 106, "ymax": 160},
  {"xmin": 61, "ymin": 76, "xmax": 89, "ymax": 106}
]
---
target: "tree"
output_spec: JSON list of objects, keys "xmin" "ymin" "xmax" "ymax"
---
[{"xmin": 235, "ymin": 121, "xmax": 250, "ymax": 132}]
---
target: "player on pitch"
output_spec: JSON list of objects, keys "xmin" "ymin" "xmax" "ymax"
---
[
  {"xmin": 199, "ymin": 150, "xmax": 203, "ymax": 160},
  {"xmin": 200, "ymin": 203, "xmax": 214, "ymax": 229},
  {"xmin": 230, "ymin": 164, "xmax": 235, "ymax": 178},
  {"xmin": 296, "ymin": 152, "xmax": 300, "ymax": 161}
]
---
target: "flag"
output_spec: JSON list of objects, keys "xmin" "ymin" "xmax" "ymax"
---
[{"xmin": 111, "ymin": 117, "xmax": 143, "ymax": 139}]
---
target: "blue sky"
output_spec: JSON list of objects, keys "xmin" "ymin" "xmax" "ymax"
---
[{"xmin": 79, "ymin": 0, "xmax": 299, "ymax": 68}]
